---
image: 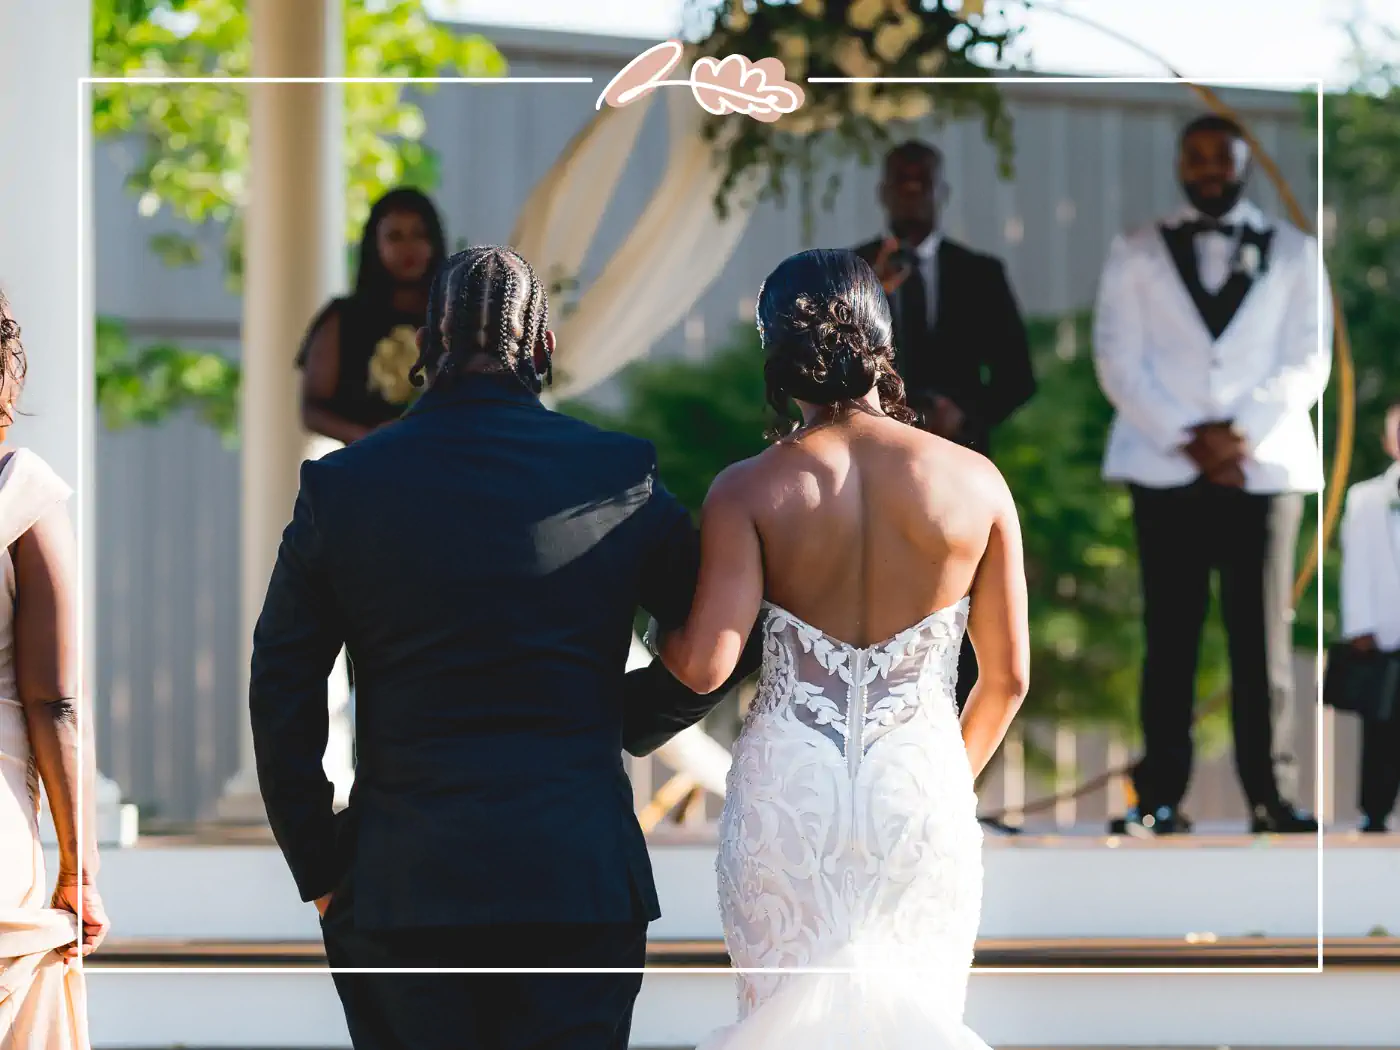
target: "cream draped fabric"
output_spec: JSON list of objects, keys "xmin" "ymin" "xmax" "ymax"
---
[
  {"xmin": 513, "ymin": 89, "xmax": 759, "ymax": 402},
  {"xmin": 0, "ymin": 449, "xmax": 89, "ymax": 1050},
  {"xmin": 0, "ymin": 911, "xmax": 86, "ymax": 1050}
]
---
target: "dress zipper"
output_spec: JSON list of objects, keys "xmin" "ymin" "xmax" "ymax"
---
[{"xmin": 848, "ymin": 648, "xmax": 867, "ymax": 781}]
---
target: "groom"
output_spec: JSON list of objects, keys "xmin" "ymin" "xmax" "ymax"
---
[
  {"xmin": 1093, "ymin": 114, "xmax": 1328, "ymax": 835},
  {"xmin": 250, "ymin": 247, "xmax": 749, "ymax": 1049}
]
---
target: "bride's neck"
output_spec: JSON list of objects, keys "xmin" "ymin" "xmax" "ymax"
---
[{"xmin": 795, "ymin": 389, "xmax": 883, "ymax": 426}]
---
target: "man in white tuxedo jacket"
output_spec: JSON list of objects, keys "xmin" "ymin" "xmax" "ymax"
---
[
  {"xmin": 1339, "ymin": 404, "xmax": 1400, "ymax": 832},
  {"xmin": 1093, "ymin": 114, "xmax": 1331, "ymax": 836}
]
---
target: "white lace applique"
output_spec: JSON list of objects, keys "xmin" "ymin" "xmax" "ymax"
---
[{"xmin": 715, "ymin": 597, "xmax": 984, "ymax": 1029}]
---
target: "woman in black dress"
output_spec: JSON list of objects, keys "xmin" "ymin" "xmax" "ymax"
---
[
  {"xmin": 294, "ymin": 189, "xmax": 447, "ymax": 769},
  {"xmin": 298, "ymin": 187, "xmax": 448, "ymax": 443}
]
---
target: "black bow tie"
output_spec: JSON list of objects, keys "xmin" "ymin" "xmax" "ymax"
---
[{"xmin": 1180, "ymin": 217, "xmax": 1239, "ymax": 237}]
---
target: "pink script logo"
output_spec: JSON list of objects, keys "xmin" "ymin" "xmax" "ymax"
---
[{"xmin": 597, "ymin": 40, "xmax": 805, "ymax": 122}]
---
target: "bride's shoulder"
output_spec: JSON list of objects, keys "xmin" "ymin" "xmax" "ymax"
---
[
  {"xmin": 0, "ymin": 448, "xmax": 73, "ymax": 550},
  {"xmin": 910, "ymin": 434, "xmax": 1012, "ymax": 501},
  {"xmin": 706, "ymin": 454, "xmax": 764, "ymax": 498},
  {"xmin": 700, "ymin": 453, "xmax": 778, "ymax": 516},
  {"xmin": 0, "ymin": 447, "xmax": 72, "ymax": 499}
]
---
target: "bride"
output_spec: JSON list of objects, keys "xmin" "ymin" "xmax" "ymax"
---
[{"xmin": 655, "ymin": 249, "xmax": 1029, "ymax": 1048}]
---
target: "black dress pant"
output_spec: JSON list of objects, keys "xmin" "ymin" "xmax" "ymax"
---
[
  {"xmin": 1361, "ymin": 713, "xmax": 1400, "ymax": 824},
  {"xmin": 955, "ymin": 636, "xmax": 977, "ymax": 714},
  {"xmin": 1129, "ymin": 481, "xmax": 1303, "ymax": 813},
  {"xmin": 321, "ymin": 873, "xmax": 646, "ymax": 1050}
]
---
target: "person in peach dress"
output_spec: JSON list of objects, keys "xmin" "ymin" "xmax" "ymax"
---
[{"xmin": 0, "ymin": 290, "xmax": 109, "ymax": 1049}]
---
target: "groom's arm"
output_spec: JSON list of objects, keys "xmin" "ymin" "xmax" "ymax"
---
[
  {"xmin": 620, "ymin": 471, "xmax": 762, "ymax": 757},
  {"xmin": 249, "ymin": 461, "xmax": 348, "ymax": 903},
  {"xmin": 622, "ymin": 629, "xmax": 763, "ymax": 757}
]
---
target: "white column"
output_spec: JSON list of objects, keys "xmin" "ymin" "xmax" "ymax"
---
[
  {"xmin": 316, "ymin": 0, "xmax": 355, "ymax": 811},
  {"xmin": 217, "ymin": 0, "xmax": 334, "ymax": 822},
  {"xmin": 0, "ymin": 0, "xmax": 137, "ymax": 848}
]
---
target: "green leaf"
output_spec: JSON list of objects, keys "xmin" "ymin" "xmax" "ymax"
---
[
  {"xmin": 93, "ymin": 0, "xmax": 507, "ymax": 291},
  {"xmin": 95, "ymin": 316, "xmax": 241, "ymax": 447},
  {"xmin": 89, "ymin": 1, "xmax": 507, "ymax": 442}
]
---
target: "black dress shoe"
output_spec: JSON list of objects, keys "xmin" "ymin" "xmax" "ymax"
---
[
  {"xmin": 1250, "ymin": 802, "xmax": 1319, "ymax": 834},
  {"xmin": 978, "ymin": 817, "xmax": 1021, "ymax": 835},
  {"xmin": 1359, "ymin": 814, "xmax": 1390, "ymax": 834},
  {"xmin": 1110, "ymin": 805, "xmax": 1193, "ymax": 837}
]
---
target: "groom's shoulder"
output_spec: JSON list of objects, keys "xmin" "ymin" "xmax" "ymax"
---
[
  {"xmin": 1115, "ymin": 219, "xmax": 1165, "ymax": 251},
  {"xmin": 544, "ymin": 409, "xmax": 659, "ymax": 467},
  {"xmin": 294, "ymin": 425, "xmax": 409, "ymax": 490}
]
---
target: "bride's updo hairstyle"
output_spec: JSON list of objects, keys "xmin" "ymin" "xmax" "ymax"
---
[{"xmin": 756, "ymin": 248, "xmax": 915, "ymax": 436}]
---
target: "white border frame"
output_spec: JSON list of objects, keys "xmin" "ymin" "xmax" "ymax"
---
[{"xmin": 74, "ymin": 71, "xmax": 1329, "ymax": 980}]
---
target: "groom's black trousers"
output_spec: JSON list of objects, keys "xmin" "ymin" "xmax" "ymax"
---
[
  {"xmin": 1128, "ymin": 480, "xmax": 1303, "ymax": 814},
  {"xmin": 321, "ymin": 874, "xmax": 646, "ymax": 1050}
]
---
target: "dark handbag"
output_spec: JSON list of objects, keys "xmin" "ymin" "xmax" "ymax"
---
[{"xmin": 1323, "ymin": 644, "xmax": 1400, "ymax": 722}]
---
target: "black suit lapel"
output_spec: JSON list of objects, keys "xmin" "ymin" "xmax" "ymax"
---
[
  {"xmin": 1208, "ymin": 227, "xmax": 1273, "ymax": 339},
  {"xmin": 1160, "ymin": 223, "xmax": 1218, "ymax": 334},
  {"xmin": 1158, "ymin": 223, "xmax": 1274, "ymax": 341}
]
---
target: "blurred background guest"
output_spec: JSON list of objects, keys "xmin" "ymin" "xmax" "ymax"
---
[
  {"xmin": 1093, "ymin": 114, "xmax": 1330, "ymax": 837},
  {"xmin": 856, "ymin": 140, "xmax": 1036, "ymax": 457},
  {"xmin": 856, "ymin": 139, "xmax": 1036, "ymax": 715},
  {"xmin": 1340, "ymin": 402, "xmax": 1400, "ymax": 833},
  {"xmin": 0, "ymin": 290, "xmax": 108, "ymax": 1046},
  {"xmin": 296, "ymin": 187, "xmax": 448, "ymax": 447},
  {"xmin": 292, "ymin": 187, "xmax": 446, "ymax": 784}
]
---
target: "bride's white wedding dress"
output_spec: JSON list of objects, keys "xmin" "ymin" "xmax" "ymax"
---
[{"xmin": 699, "ymin": 597, "xmax": 988, "ymax": 1049}]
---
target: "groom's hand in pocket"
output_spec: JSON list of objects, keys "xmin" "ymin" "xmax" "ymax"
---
[{"xmin": 314, "ymin": 891, "xmax": 334, "ymax": 918}]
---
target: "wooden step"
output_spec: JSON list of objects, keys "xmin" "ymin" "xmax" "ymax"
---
[{"xmin": 88, "ymin": 935, "xmax": 1400, "ymax": 969}]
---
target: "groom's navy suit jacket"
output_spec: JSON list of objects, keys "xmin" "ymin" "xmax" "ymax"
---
[{"xmin": 250, "ymin": 373, "xmax": 744, "ymax": 931}]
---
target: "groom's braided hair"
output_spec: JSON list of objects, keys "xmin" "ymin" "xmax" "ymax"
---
[
  {"xmin": 0, "ymin": 289, "xmax": 27, "ymax": 427},
  {"xmin": 411, "ymin": 245, "xmax": 550, "ymax": 394}
]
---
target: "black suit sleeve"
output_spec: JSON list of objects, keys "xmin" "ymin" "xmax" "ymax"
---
[
  {"xmin": 979, "ymin": 259, "xmax": 1036, "ymax": 430},
  {"xmin": 620, "ymin": 466, "xmax": 763, "ymax": 757},
  {"xmin": 249, "ymin": 460, "xmax": 349, "ymax": 902}
]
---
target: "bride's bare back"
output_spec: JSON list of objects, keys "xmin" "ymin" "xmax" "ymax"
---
[
  {"xmin": 745, "ymin": 409, "xmax": 997, "ymax": 647},
  {"xmin": 659, "ymin": 247, "xmax": 1028, "ymax": 775}
]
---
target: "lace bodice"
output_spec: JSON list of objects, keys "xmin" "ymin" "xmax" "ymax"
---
[
  {"xmin": 713, "ymin": 598, "xmax": 985, "ymax": 1031},
  {"xmin": 748, "ymin": 599, "xmax": 968, "ymax": 768}
]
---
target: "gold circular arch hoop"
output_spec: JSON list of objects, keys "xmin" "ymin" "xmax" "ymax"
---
[{"xmin": 979, "ymin": 3, "xmax": 1355, "ymax": 823}]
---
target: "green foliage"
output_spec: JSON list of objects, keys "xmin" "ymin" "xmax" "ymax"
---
[
  {"xmin": 562, "ymin": 316, "xmax": 1233, "ymax": 738},
  {"xmin": 89, "ymin": 0, "xmax": 504, "ymax": 435},
  {"xmin": 92, "ymin": 0, "xmax": 504, "ymax": 286},
  {"xmin": 1295, "ymin": 29, "xmax": 1400, "ymax": 645},
  {"xmin": 96, "ymin": 318, "xmax": 240, "ymax": 446},
  {"xmin": 995, "ymin": 316, "xmax": 1228, "ymax": 742},
  {"xmin": 685, "ymin": 0, "xmax": 1015, "ymax": 238}
]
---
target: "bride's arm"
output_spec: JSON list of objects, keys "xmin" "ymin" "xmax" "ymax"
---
[
  {"xmin": 658, "ymin": 465, "xmax": 764, "ymax": 695},
  {"xmin": 960, "ymin": 470, "xmax": 1031, "ymax": 778},
  {"xmin": 16, "ymin": 506, "xmax": 93, "ymax": 882}
]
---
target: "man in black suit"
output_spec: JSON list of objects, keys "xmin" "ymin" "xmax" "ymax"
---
[
  {"xmin": 856, "ymin": 139, "xmax": 1036, "ymax": 710},
  {"xmin": 855, "ymin": 139, "xmax": 1036, "ymax": 457},
  {"xmin": 250, "ymin": 246, "xmax": 744, "ymax": 1050}
]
